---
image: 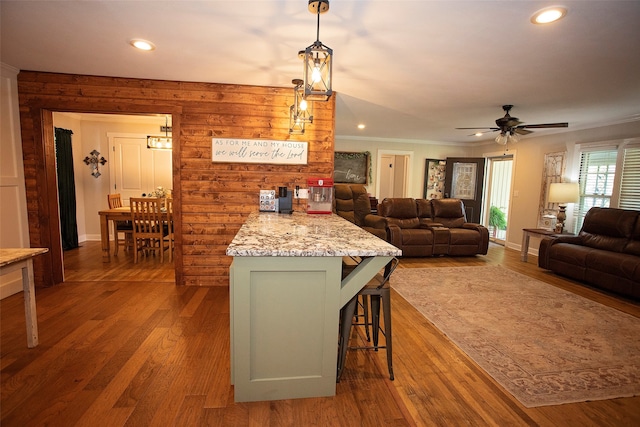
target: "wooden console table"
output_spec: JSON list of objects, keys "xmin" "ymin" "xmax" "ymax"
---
[{"xmin": 0, "ymin": 248, "xmax": 49, "ymax": 348}]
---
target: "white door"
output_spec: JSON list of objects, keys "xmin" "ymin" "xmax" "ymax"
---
[
  {"xmin": 108, "ymin": 134, "xmax": 172, "ymax": 205},
  {"xmin": 379, "ymin": 154, "xmax": 395, "ymax": 200},
  {"xmin": 376, "ymin": 150, "xmax": 413, "ymax": 200}
]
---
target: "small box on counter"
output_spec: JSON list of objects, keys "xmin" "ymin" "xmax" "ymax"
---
[{"xmin": 259, "ymin": 190, "xmax": 277, "ymax": 212}]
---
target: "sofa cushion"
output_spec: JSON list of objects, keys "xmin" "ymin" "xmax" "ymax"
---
[
  {"xmin": 334, "ymin": 185, "xmax": 356, "ymax": 223},
  {"xmin": 401, "ymin": 229, "xmax": 434, "ymax": 246},
  {"xmin": 548, "ymin": 242, "xmax": 591, "ymax": 267},
  {"xmin": 353, "ymin": 191, "xmax": 373, "ymax": 226},
  {"xmin": 379, "ymin": 198, "xmax": 420, "ymax": 229},
  {"xmin": 586, "ymin": 249, "xmax": 638, "ymax": 281},
  {"xmin": 431, "ymin": 199, "xmax": 466, "ymax": 228},
  {"xmin": 416, "ymin": 199, "xmax": 433, "ymax": 219},
  {"xmin": 580, "ymin": 207, "xmax": 638, "ymax": 252}
]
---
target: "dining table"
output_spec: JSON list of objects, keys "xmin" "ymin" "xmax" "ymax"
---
[{"xmin": 98, "ymin": 206, "xmax": 171, "ymax": 262}]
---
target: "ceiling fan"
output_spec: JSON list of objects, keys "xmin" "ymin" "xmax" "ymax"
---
[{"xmin": 456, "ymin": 105, "xmax": 568, "ymax": 145}]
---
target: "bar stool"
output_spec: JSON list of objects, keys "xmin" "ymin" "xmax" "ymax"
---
[{"xmin": 337, "ymin": 257, "xmax": 399, "ymax": 382}]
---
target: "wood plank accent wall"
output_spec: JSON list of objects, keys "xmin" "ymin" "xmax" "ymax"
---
[{"xmin": 17, "ymin": 71, "xmax": 335, "ymax": 287}]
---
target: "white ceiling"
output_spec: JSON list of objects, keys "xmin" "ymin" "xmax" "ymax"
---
[{"xmin": 2, "ymin": 1, "xmax": 640, "ymax": 144}]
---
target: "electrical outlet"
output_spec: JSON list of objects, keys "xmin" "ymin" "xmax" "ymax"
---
[{"xmin": 296, "ymin": 189, "xmax": 309, "ymax": 199}]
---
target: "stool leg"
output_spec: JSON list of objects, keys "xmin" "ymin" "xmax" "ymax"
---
[
  {"xmin": 370, "ymin": 295, "xmax": 381, "ymax": 349},
  {"xmin": 337, "ymin": 296, "xmax": 357, "ymax": 383},
  {"xmin": 382, "ymin": 289, "xmax": 394, "ymax": 380}
]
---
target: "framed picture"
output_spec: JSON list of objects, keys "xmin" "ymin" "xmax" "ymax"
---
[
  {"xmin": 334, "ymin": 151, "xmax": 369, "ymax": 184},
  {"xmin": 423, "ymin": 159, "xmax": 446, "ymax": 199}
]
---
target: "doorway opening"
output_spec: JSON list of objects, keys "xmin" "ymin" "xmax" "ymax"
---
[
  {"xmin": 376, "ymin": 150, "xmax": 413, "ymax": 200},
  {"xmin": 52, "ymin": 113, "xmax": 174, "ymax": 280},
  {"xmin": 483, "ymin": 154, "xmax": 514, "ymax": 245}
]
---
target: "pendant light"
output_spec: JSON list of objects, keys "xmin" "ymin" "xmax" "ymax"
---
[
  {"xmin": 289, "ymin": 78, "xmax": 313, "ymax": 135},
  {"xmin": 293, "ymin": 78, "xmax": 314, "ymax": 121},
  {"xmin": 302, "ymin": 0, "xmax": 333, "ymax": 101},
  {"xmin": 147, "ymin": 116, "xmax": 172, "ymax": 150},
  {"xmin": 289, "ymin": 105, "xmax": 306, "ymax": 135}
]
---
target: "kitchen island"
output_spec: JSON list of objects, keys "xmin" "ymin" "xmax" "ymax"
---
[{"xmin": 226, "ymin": 211, "xmax": 401, "ymax": 402}]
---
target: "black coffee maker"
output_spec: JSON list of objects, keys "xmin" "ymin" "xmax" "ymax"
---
[{"xmin": 278, "ymin": 186, "xmax": 293, "ymax": 214}]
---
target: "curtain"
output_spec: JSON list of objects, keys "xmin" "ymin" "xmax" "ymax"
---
[{"xmin": 55, "ymin": 127, "xmax": 79, "ymax": 250}]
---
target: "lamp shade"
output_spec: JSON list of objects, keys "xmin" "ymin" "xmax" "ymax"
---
[{"xmin": 548, "ymin": 182, "xmax": 579, "ymax": 204}]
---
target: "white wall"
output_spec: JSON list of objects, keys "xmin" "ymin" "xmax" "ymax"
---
[
  {"xmin": 334, "ymin": 137, "xmax": 469, "ymax": 199},
  {"xmin": 0, "ymin": 64, "xmax": 31, "ymax": 298}
]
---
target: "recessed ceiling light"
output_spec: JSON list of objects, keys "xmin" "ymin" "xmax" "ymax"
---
[
  {"xmin": 357, "ymin": 124, "xmax": 366, "ymax": 130},
  {"xmin": 475, "ymin": 132, "xmax": 483, "ymax": 137},
  {"xmin": 531, "ymin": 7, "xmax": 567, "ymax": 24},
  {"xmin": 130, "ymin": 39, "xmax": 156, "ymax": 51}
]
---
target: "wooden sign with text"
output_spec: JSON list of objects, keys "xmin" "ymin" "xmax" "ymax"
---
[{"xmin": 212, "ymin": 139, "xmax": 308, "ymax": 165}]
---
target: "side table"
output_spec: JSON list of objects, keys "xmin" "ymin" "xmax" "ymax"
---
[{"xmin": 521, "ymin": 228, "xmax": 557, "ymax": 262}]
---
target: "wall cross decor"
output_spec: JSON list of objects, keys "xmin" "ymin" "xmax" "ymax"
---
[{"xmin": 83, "ymin": 149, "xmax": 107, "ymax": 178}]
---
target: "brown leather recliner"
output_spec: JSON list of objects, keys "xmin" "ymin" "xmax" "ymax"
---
[
  {"xmin": 430, "ymin": 198, "xmax": 489, "ymax": 255},
  {"xmin": 539, "ymin": 207, "xmax": 640, "ymax": 299},
  {"xmin": 333, "ymin": 184, "xmax": 387, "ymax": 240},
  {"xmin": 378, "ymin": 198, "xmax": 440, "ymax": 257},
  {"xmin": 377, "ymin": 197, "xmax": 489, "ymax": 257}
]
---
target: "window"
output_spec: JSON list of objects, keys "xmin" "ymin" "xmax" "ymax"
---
[
  {"xmin": 574, "ymin": 149, "xmax": 617, "ymax": 232},
  {"xmin": 619, "ymin": 145, "xmax": 640, "ymax": 210}
]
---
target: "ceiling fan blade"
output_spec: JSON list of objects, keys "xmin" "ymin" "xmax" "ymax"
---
[
  {"xmin": 520, "ymin": 122, "xmax": 568, "ymax": 129},
  {"xmin": 466, "ymin": 129, "xmax": 499, "ymax": 136},
  {"xmin": 455, "ymin": 127, "xmax": 499, "ymax": 130},
  {"xmin": 514, "ymin": 128, "xmax": 533, "ymax": 135}
]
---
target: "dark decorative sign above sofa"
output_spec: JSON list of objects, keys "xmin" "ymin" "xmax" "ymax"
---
[
  {"xmin": 334, "ymin": 151, "xmax": 370, "ymax": 184},
  {"xmin": 212, "ymin": 138, "xmax": 308, "ymax": 165}
]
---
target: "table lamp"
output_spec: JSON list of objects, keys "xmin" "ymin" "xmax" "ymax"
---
[{"xmin": 548, "ymin": 182, "xmax": 580, "ymax": 233}]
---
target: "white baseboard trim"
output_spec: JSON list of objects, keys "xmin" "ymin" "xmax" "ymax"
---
[{"xmin": 1, "ymin": 276, "xmax": 23, "ymax": 299}]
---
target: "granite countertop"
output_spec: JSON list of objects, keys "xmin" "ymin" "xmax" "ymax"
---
[
  {"xmin": 0, "ymin": 248, "xmax": 49, "ymax": 268},
  {"xmin": 226, "ymin": 211, "xmax": 401, "ymax": 257}
]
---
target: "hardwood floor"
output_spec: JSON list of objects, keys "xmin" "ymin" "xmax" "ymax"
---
[{"xmin": 1, "ymin": 241, "xmax": 639, "ymax": 426}]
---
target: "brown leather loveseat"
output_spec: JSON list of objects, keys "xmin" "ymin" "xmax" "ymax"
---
[
  {"xmin": 377, "ymin": 197, "xmax": 489, "ymax": 257},
  {"xmin": 538, "ymin": 207, "xmax": 640, "ymax": 300}
]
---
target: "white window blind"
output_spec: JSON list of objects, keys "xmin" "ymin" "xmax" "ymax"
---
[
  {"xmin": 619, "ymin": 145, "xmax": 640, "ymax": 210},
  {"xmin": 574, "ymin": 149, "xmax": 617, "ymax": 232}
]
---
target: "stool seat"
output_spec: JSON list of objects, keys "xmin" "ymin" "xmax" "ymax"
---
[{"xmin": 337, "ymin": 257, "xmax": 398, "ymax": 382}]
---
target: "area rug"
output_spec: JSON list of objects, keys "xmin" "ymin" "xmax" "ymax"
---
[{"xmin": 391, "ymin": 266, "xmax": 640, "ymax": 407}]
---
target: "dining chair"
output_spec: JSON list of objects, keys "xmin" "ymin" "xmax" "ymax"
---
[
  {"xmin": 130, "ymin": 197, "xmax": 169, "ymax": 263},
  {"xmin": 337, "ymin": 257, "xmax": 399, "ymax": 382},
  {"xmin": 164, "ymin": 197, "xmax": 174, "ymax": 262},
  {"xmin": 107, "ymin": 193, "xmax": 133, "ymax": 255}
]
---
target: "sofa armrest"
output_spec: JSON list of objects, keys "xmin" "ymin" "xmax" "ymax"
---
[
  {"xmin": 456, "ymin": 223, "xmax": 488, "ymax": 254},
  {"xmin": 461, "ymin": 222, "xmax": 482, "ymax": 230},
  {"xmin": 538, "ymin": 235, "xmax": 584, "ymax": 269},
  {"xmin": 386, "ymin": 224, "xmax": 403, "ymax": 249},
  {"xmin": 363, "ymin": 213, "xmax": 387, "ymax": 230}
]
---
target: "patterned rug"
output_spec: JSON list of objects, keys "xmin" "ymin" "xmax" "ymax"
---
[{"xmin": 391, "ymin": 266, "xmax": 640, "ymax": 407}]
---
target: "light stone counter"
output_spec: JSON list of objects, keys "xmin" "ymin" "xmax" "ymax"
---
[
  {"xmin": 226, "ymin": 211, "xmax": 401, "ymax": 257},
  {"xmin": 227, "ymin": 211, "xmax": 400, "ymax": 402}
]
